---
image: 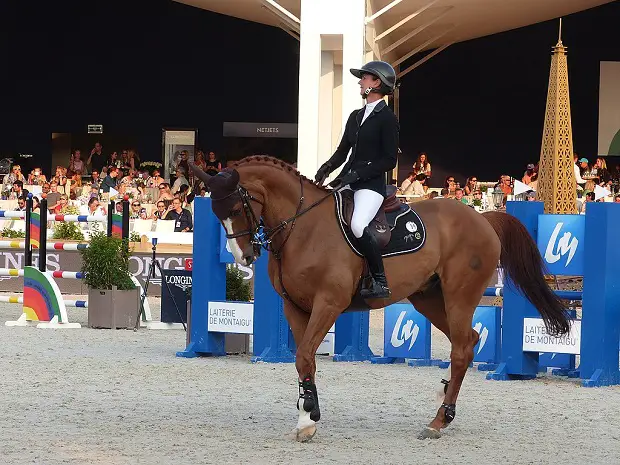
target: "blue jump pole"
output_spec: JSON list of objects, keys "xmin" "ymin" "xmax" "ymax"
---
[{"xmin": 580, "ymin": 202, "xmax": 620, "ymax": 387}]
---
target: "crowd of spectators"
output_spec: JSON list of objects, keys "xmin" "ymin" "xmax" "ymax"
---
[{"xmin": 1, "ymin": 142, "xmax": 224, "ymax": 233}]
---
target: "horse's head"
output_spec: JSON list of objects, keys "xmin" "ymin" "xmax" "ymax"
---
[{"xmin": 190, "ymin": 163, "xmax": 263, "ymax": 266}]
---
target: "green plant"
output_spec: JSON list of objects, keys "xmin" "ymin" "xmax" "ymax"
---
[
  {"xmin": 129, "ymin": 232, "xmax": 141, "ymax": 242},
  {"xmin": 226, "ymin": 265, "xmax": 252, "ymax": 302},
  {"xmin": 1, "ymin": 227, "xmax": 26, "ymax": 238},
  {"xmin": 80, "ymin": 231, "xmax": 135, "ymax": 290},
  {"xmin": 52, "ymin": 205, "xmax": 85, "ymax": 241},
  {"xmin": 473, "ymin": 199, "xmax": 483, "ymax": 207},
  {"xmin": 480, "ymin": 186, "xmax": 488, "ymax": 193}
]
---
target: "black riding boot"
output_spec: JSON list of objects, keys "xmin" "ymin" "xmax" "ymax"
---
[{"xmin": 357, "ymin": 227, "xmax": 391, "ymax": 299}]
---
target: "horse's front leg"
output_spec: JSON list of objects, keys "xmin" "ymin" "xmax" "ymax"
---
[{"xmin": 293, "ymin": 293, "xmax": 346, "ymax": 442}]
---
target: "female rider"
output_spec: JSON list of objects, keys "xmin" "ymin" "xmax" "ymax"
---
[{"xmin": 314, "ymin": 60, "xmax": 400, "ymax": 299}]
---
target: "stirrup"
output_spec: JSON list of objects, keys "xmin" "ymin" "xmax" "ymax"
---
[{"xmin": 360, "ymin": 278, "xmax": 391, "ymax": 299}]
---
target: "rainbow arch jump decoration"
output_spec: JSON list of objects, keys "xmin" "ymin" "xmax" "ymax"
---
[{"xmin": 5, "ymin": 266, "xmax": 81, "ymax": 329}]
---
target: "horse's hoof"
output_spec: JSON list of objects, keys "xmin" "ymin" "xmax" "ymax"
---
[
  {"xmin": 418, "ymin": 427, "xmax": 441, "ymax": 440},
  {"xmin": 296, "ymin": 424, "xmax": 317, "ymax": 442}
]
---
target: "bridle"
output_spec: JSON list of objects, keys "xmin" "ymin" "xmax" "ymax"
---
[
  {"xmin": 214, "ymin": 176, "xmax": 335, "ymax": 311},
  {"xmin": 215, "ymin": 176, "xmax": 333, "ymax": 257}
]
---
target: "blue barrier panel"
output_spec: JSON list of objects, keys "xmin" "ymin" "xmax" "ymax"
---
[
  {"xmin": 251, "ymin": 254, "xmax": 295, "ymax": 363},
  {"xmin": 371, "ymin": 303, "xmax": 434, "ymax": 365},
  {"xmin": 488, "ymin": 201, "xmax": 544, "ymax": 380},
  {"xmin": 334, "ymin": 312, "xmax": 375, "ymax": 362},
  {"xmin": 580, "ymin": 202, "xmax": 620, "ymax": 387},
  {"xmin": 472, "ymin": 306, "xmax": 501, "ymax": 370},
  {"xmin": 536, "ymin": 214, "xmax": 585, "ymax": 276},
  {"xmin": 538, "ymin": 309, "xmax": 577, "ymax": 375},
  {"xmin": 177, "ymin": 197, "xmax": 226, "ymax": 358}
]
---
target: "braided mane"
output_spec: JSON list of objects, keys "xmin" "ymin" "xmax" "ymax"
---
[{"xmin": 232, "ymin": 155, "xmax": 330, "ymax": 192}]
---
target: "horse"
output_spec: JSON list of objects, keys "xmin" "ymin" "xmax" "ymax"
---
[{"xmin": 190, "ymin": 156, "xmax": 570, "ymax": 442}]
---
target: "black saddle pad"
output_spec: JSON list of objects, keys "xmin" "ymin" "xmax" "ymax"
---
[{"xmin": 334, "ymin": 193, "xmax": 427, "ymax": 258}]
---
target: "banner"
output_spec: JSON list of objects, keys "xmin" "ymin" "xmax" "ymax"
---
[
  {"xmin": 0, "ymin": 250, "xmax": 253, "ymax": 296},
  {"xmin": 598, "ymin": 61, "xmax": 620, "ymax": 156},
  {"xmin": 223, "ymin": 122, "xmax": 298, "ymax": 139}
]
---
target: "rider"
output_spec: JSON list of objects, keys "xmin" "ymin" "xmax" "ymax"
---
[{"xmin": 314, "ymin": 60, "xmax": 400, "ymax": 299}]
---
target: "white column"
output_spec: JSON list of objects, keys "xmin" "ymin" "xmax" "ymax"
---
[{"xmin": 297, "ymin": 0, "xmax": 367, "ymax": 179}]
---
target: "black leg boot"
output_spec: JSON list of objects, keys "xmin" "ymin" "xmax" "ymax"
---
[{"xmin": 357, "ymin": 227, "xmax": 391, "ymax": 299}]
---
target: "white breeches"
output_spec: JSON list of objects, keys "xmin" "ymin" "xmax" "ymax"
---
[{"xmin": 351, "ymin": 188, "xmax": 385, "ymax": 238}]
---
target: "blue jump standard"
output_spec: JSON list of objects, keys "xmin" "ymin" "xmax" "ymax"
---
[{"xmin": 486, "ymin": 201, "xmax": 620, "ymax": 387}]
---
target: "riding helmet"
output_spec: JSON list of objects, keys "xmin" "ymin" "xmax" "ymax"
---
[{"xmin": 350, "ymin": 60, "xmax": 400, "ymax": 95}]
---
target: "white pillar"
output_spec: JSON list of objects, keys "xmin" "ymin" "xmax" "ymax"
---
[{"xmin": 297, "ymin": 0, "xmax": 367, "ymax": 179}]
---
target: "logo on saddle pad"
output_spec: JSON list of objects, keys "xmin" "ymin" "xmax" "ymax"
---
[
  {"xmin": 390, "ymin": 311, "xmax": 420, "ymax": 350},
  {"xmin": 405, "ymin": 221, "xmax": 417, "ymax": 233}
]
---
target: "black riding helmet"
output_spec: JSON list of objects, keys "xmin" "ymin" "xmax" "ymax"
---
[{"xmin": 350, "ymin": 60, "xmax": 400, "ymax": 96}]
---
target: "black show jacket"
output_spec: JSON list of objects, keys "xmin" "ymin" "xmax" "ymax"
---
[{"xmin": 327, "ymin": 99, "xmax": 399, "ymax": 197}]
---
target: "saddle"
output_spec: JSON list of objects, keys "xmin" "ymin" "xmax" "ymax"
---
[{"xmin": 339, "ymin": 185, "xmax": 407, "ymax": 249}]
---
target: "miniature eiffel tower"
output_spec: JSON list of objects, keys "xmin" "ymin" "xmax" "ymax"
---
[{"xmin": 536, "ymin": 19, "xmax": 577, "ymax": 214}]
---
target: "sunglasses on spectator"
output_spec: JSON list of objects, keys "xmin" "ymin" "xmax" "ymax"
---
[{"xmin": 132, "ymin": 203, "xmax": 140, "ymax": 206}]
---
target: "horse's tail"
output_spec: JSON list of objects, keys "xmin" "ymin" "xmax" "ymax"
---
[{"xmin": 482, "ymin": 211, "xmax": 571, "ymax": 336}]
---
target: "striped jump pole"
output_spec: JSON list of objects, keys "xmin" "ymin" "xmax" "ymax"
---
[
  {"xmin": 0, "ymin": 241, "xmax": 90, "ymax": 251},
  {"xmin": 0, "ymin": 268, "xmax": 24, "ymax": 277},
  {"xmin": 50, "ymin": 214, "xmax": 107, "ymax": 223},
  {"xmin": 0, "ymin": 295, "xmax": 23, "ymax": 304},
  {"xmin": 46, "ymin": 271, "xmax": 85, "ymax": 279},
  {"xmin": 0, "ymin": 211, "xmax": 26, "ymax": 219},
  {"xmin": 484, "ymin": 287, "xmax": 583, "ymax": 300}
]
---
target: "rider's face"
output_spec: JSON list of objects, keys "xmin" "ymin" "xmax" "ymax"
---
[{"xmin": 359, "ymin": 73, "xmax": 381, "ymax": 95}]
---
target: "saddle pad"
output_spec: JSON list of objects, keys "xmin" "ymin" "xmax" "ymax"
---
[{"xmin": 334, "ymin": 193, "xmax": 427, "ymax": 258}]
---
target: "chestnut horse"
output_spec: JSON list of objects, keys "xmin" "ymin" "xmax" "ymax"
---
[{"xmin": 190, "ymin": 156, "xmax": 569, "ymax": 442}]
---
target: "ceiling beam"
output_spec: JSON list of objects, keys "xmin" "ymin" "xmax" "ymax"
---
[
  {"xmin": 374, "ymin": 0, "xmax": 441, "ymax": 42},
  {"xmin": 278, "ymin": 22, "xmax": 300, "ymax": 41},
  {"xmin": 398, "ymin": 42, "xmax": 454, "ymax": 78},
  {"xmin": 260, "ymin": 0, "xmax": 300, "ymax": 33},
  {"xmin": 391, "ymin": 26, "xmax": 455, "ymax": 67},
  {"xmin": 382, "ymin": 7, "xmax": 453, "ymax": 54},
  {"xmin": 365, "ymin": 0, "xmax": 404, "ymax": 24}
]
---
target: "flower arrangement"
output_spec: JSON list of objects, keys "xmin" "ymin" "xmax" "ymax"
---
[{"xmin": 140, "ymin": 161, "xmax": 163, "ymax": 174}]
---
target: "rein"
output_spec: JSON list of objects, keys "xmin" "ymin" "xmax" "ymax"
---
[{"xmin": 219, "ymin": 177, "xmax": 335, "ymax": 312}]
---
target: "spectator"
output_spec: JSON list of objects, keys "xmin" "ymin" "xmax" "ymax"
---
[
  {"xmin": 69, "ymin": 149, "xmax": 85, "ymax": 176},
  {"xmin": 12, "ymin": 180, "xmax": 28, "ymax": 200},
  {"xmin": 151, "ymin": 201, "xmax": 167, "ymax": 220},
  {"xmin": 522, "ymin": 164, "xmax": 535, "ymax": 185},
  {"xmin": 53, "ymin": 194, "xmax": 69, "ymax": 214},
  {"xmin": 171, "ymin": 168, "xmax": 189, "ymax": 194},
  {"xmin": 87, "ymin": 142, "xmax": 106, "ymax": 173},
  {"xmin": 147, "ymin": 169, "xmax": 164, "ymax": 188},
  {"xmin": 164, "ymin": 197, "xmax": 193, "ymax": 232},
  {"xmin": 464, "ymin": 177, "xmax": 478, "ymax": 195},
  {"xmin": 403, "ymin": 173, "xmax": 426, "ymax": 196},
  {"xmin": 101, "ymin": 168, "xmax": 119, "ymax": 193},
  {"xmin": 15, "ymin": 196, "xmax": 26, "ymax": 211},
  {"xmin": 46, "ymin": 182, "xmax": 61, "ymax": 212},
  {"xmin": 28, "ymin": 167, "xmax": 47, "ymax": 185},
  {"xmin": 454, "ymin": 188, "xmax": 467, "ymax": 204},
  {"xmin": 412, "ymin": 152, "xmax": 431, "ymax": 179},
  {"xmin": 205, "ymin": 151, "xmax": 222, "ymax": 176},
  {"xmin": 130, "ymin": 200, "xmax": 142, "ymax": 219},
  {"xmin": 400, "ymin": 172, "xmax": 415, "ymax": 193},
  {"xmin": 3, "ymin": 164, "xmax": 26, "ymax": 186},
  {"xmin": 80, "ymin": 197, "xmax": 106, "ymax": 216}
]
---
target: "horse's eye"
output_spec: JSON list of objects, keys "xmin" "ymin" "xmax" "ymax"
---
[{"xmin": 231, "ymin": 209, "xmax": 242, "ymax": 217}]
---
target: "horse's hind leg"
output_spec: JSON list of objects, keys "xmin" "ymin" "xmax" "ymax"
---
[{"xmin": 417, "ymin": 272, "xmax": 486, "ymax": 439}]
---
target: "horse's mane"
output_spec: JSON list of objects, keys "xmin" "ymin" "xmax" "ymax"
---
[{"xmin": 232, "ymin": 155, "xmax": 330, "ymax": 193}]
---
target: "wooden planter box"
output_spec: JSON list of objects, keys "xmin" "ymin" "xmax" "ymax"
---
[{"xmin": 88, "ymin": 286, "xmax": 140, "ymax": 329}]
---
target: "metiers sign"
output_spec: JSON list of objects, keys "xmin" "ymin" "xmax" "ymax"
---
[{"xmin": 223, "ymin": 122, "xmax": 298, "ymax": 139}]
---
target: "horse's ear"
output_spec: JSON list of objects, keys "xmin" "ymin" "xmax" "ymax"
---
[
  {"xmin": 227, "ymin": 169, "xmax": 240, "ymax": 187},
  {"xmin": 189, "ymin": 162, "xmax": 212, "ymax": 184}
]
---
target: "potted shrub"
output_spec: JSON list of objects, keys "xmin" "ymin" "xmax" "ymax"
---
[{"xmin": 80, "ymin": 231, "xmax": 139, "ymax": 329}]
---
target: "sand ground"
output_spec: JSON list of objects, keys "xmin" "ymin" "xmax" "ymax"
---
[{"xmin": 0, "ymin": 297, "xmax": 618, "ymax": 465}]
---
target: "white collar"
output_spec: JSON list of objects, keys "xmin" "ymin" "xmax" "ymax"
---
[{"xmin": 365, "ymin": 99, "xmax": 383, "ymax": 111}]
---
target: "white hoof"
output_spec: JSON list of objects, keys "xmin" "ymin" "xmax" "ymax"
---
[
  {"xmin": 418, "ymin": 427, "xmax": 442, "ymax": 440},
  {"xmin": 295, "ymin": 397, "xmax": 317, "ymax": 442},
  {"xmin": 296, "ymin": 423, "xmax": 317, "ymax": 442}
]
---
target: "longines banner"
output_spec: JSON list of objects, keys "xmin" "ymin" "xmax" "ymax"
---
[
  {"xmin": 0, "ymin": 250, "xmax": 253, "ymax": 296},
  {"xmin": 223, "ymin": 122, "xmax": 298, "ymax": 139},
  {"xmin": 598, "ymin": 61, "xmax": 620, "ymax": 156}
]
